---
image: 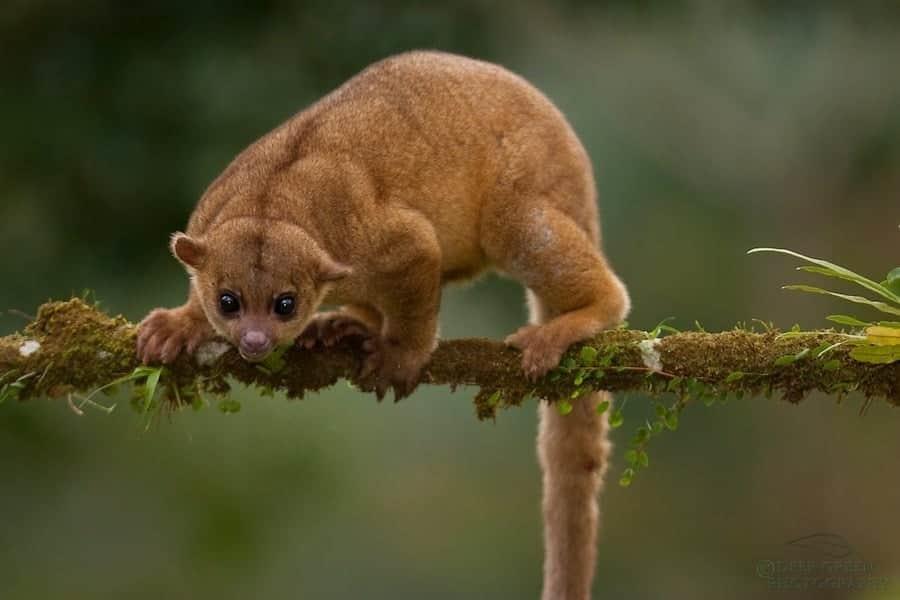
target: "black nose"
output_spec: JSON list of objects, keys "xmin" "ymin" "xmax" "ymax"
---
[{"xmin": 239, "ymin": 330, "xmax": 273, "ymax": 360}]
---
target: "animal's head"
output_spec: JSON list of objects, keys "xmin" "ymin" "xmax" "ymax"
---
[{"xmin": 170, "ymin": 219, "xmax": 350, "ymax": 361}]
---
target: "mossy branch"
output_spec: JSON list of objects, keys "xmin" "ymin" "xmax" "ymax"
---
[{"xmin": 0, "ymin": 299, "xmax": 897, "ymax": 419}]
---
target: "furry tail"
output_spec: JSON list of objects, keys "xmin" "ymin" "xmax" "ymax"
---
[
  {"xmin": 538, "ymin": 391, "xmax": 612, "ymax": 600},
  {"xmin": 527, "ymin": 278, "xmax": 620, "ymax": 600}
]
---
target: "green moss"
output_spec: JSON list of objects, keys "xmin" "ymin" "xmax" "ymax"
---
[
  {"xmin": 0, "ymin": 299, "xmax": 896, "ymax": 417},
  {"xmin": 0, "ymin": 299, "xmax": 137, "ymax": 399}
]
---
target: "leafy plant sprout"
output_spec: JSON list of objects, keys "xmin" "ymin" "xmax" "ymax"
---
[{"xmin": 749, "ymin": 247, "xmax": 900, "ymax": 364}]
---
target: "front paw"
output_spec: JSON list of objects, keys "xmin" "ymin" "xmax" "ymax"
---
[
  {"xmin": 136, "ymin": 308, "xmax": 211, "ymax": 364},
  {"xmin": 505, "ymin": 324, "xmax": 565, "ymax": 381},
  {"xmin": 296, "ymin": 311, "xmax": 374, "ymax": 349},
  {"xmin": 358, "ymin": 340, "xmax": 428, "ymax": 401}
]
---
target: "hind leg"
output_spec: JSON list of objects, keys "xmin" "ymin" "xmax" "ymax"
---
[
  {"xmin": 526, "ymin": 292, "xmax": 615, "ymax": 600},
  {"xmin": 489, "ymin": 205, "xmax": 629, "ymax": 380},
  {"xmin": 491, "ymin": 204, "xmax": 627, "ymax": 600}
]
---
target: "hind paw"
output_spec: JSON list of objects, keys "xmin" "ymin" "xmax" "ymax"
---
[{"xmin": 505, "ymin": 325, "xmax": 566, "ymax": 381}]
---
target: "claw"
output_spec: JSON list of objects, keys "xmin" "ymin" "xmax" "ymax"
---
[
  {"xmin": 358, "ymin": 343, "xmax": 426, "ymax": 401},
  {"xmin": 136, "ymin": 307, "xmax": 212, "ymax": 364},
  {"xmin": 359, "ymin": 341, "xmax": 382, "ymax": 378},
  {"xmin": 297, "ymin": 312, "xmax": 375, "ymax": 350}
]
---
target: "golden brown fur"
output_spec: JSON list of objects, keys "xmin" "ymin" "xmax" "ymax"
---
[{"xmin": 137, "ymin": 51, "xmax": 629, "ymax": 599}]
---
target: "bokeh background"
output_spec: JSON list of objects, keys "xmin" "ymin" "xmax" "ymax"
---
[{"xmin": 2, "ymin": 1, "xmax": 899, "ymax": 598}]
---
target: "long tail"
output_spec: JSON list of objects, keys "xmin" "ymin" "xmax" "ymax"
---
[
  {"xmin": 538, "ymin": 391, "xmax": 612, "ymax": 600},
  {"xmin": 529, "ymin": 282, "xmax": 614, "ymax": 600}
]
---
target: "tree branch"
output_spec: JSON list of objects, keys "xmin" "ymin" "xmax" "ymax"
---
[{"xmin": 1, "ymin": 299, "xmax": 897, "ymax": 418}]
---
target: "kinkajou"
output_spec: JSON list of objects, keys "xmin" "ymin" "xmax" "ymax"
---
[{"xmin": 137, "ymin": 51, "xmax": 630, "ymax": 600}]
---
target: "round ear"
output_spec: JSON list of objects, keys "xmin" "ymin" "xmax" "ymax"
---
[
  {"xmin": 170, "ymin": 232, "xmax": 207, "ymax": 270},
  {"xmin": 317, "ymin": 254, "xmax": 352, "ymax": 283}
]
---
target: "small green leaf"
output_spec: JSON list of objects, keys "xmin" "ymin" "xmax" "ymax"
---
[
  {"xmin": 664, "ymin": 413, "xmax": 679, "ymax": 431},
  {"xmin": 487, "ymin": 390, "xmax": 501, "ymax": 407},
  {"xmin": 686, "ymin": 379, "xmax": 706, "ymax": 398},
  {"xmin": 562, "ymin": 357, "xmax": 577, "ymax": 370},
  {"xmin": 595, "ymin": 400, "xmax": 610, "ymax": 414},
  {"xmin": 724, "ymin": 371, "xmax": 744, "ymax": 383},
  {"xmin": 648, "ymin": 317, "xmax": 678, "ymax": 339},
  {"xmin": 849, "ymin": 344, "xmax": 900, "ymax": 364},
  {"xmin": 654, "ymin": 403, "xmax": 667, "ymax": 418},
  {"xmin": 0, "ymin": 371, "xmax": 38, "ymax": 405},
  {"xmin": 557, "ymin": 400, "xmax": 574, "ymax": 415},
  {"xmin": 619, "ymin": 471, "xmax": 633, "ymax": 487},
  {"xmin": 637, "ymin": 450, "xmax": 649, "ymax": 468},
  {"xmin": 774, "ymin": 355, "xmax": 797, "ymax": 367},
  {"xmin": 142, "ymin": 367, "xmax": 163, "ymax": 414},
  {"xmin": 666, "ymin": 377, "xmax": 683, "ymax": 392},
  {"xmin": 827, "ymin": 315, "xmax": 872, "ymax": 327},
  {"xmin": 650, "ymin": 420, "xmax": 664, "ymax": 434},
  {"xmin": 597, "ymin": 349, "xmax": 615, "ymax": 367},
  {"xmin": 884, "ymin": 267, "xmax": 900, "ymax": 295},
  {"xmin": 573, "ymin": 370, "xmax": 586, "ymax": 386},
  {"xmin": 219, "ymin": 399, "xmax": 242, "ymax": 413},
  {"xmin": 822, "ymin": 359, "xmax": 842, "ymax": 371},
  {"xmin": 579, "ymin": 346, "xmax": 598, "ymax": 365},
  {"xmin": 609, "ymin": 409, "xmax": 624, "ymax": 428},
  {"xmin": 625, "ymin": 449, "xmax": 638, "ymax": 465},
  {"xmin": 260, "ymin": 345, "xmax": 290, "ymax": 374},
  {"xmin": 632, "ymin": 426, "xmax": 649, "ymax": 444}
]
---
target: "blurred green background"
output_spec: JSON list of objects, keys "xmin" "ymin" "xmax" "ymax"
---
[{"xmin": 1, "ymin": 1, "xmax": 899, "ymax": 598}]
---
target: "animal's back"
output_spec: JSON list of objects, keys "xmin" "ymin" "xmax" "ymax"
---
[
  {"xmin": 189, "ymin": 51, "xmax": 600, "ymax": 271},
  {"xmin": 321, "ymin": 51, "xmax": 599, "ymax": 239}
]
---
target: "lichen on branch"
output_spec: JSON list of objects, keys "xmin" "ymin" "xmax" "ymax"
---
[{"xmin": 0, "ymin": 299, "xmax": 897, "ymax": 419}]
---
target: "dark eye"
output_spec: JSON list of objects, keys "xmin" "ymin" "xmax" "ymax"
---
[
  {"xmin": 274, "ymin": 294, "xmax": 296, "ymax": 317},
  {"xmin": 219, "ymin": 292, "xmax": 240, "ymax": 315}
]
